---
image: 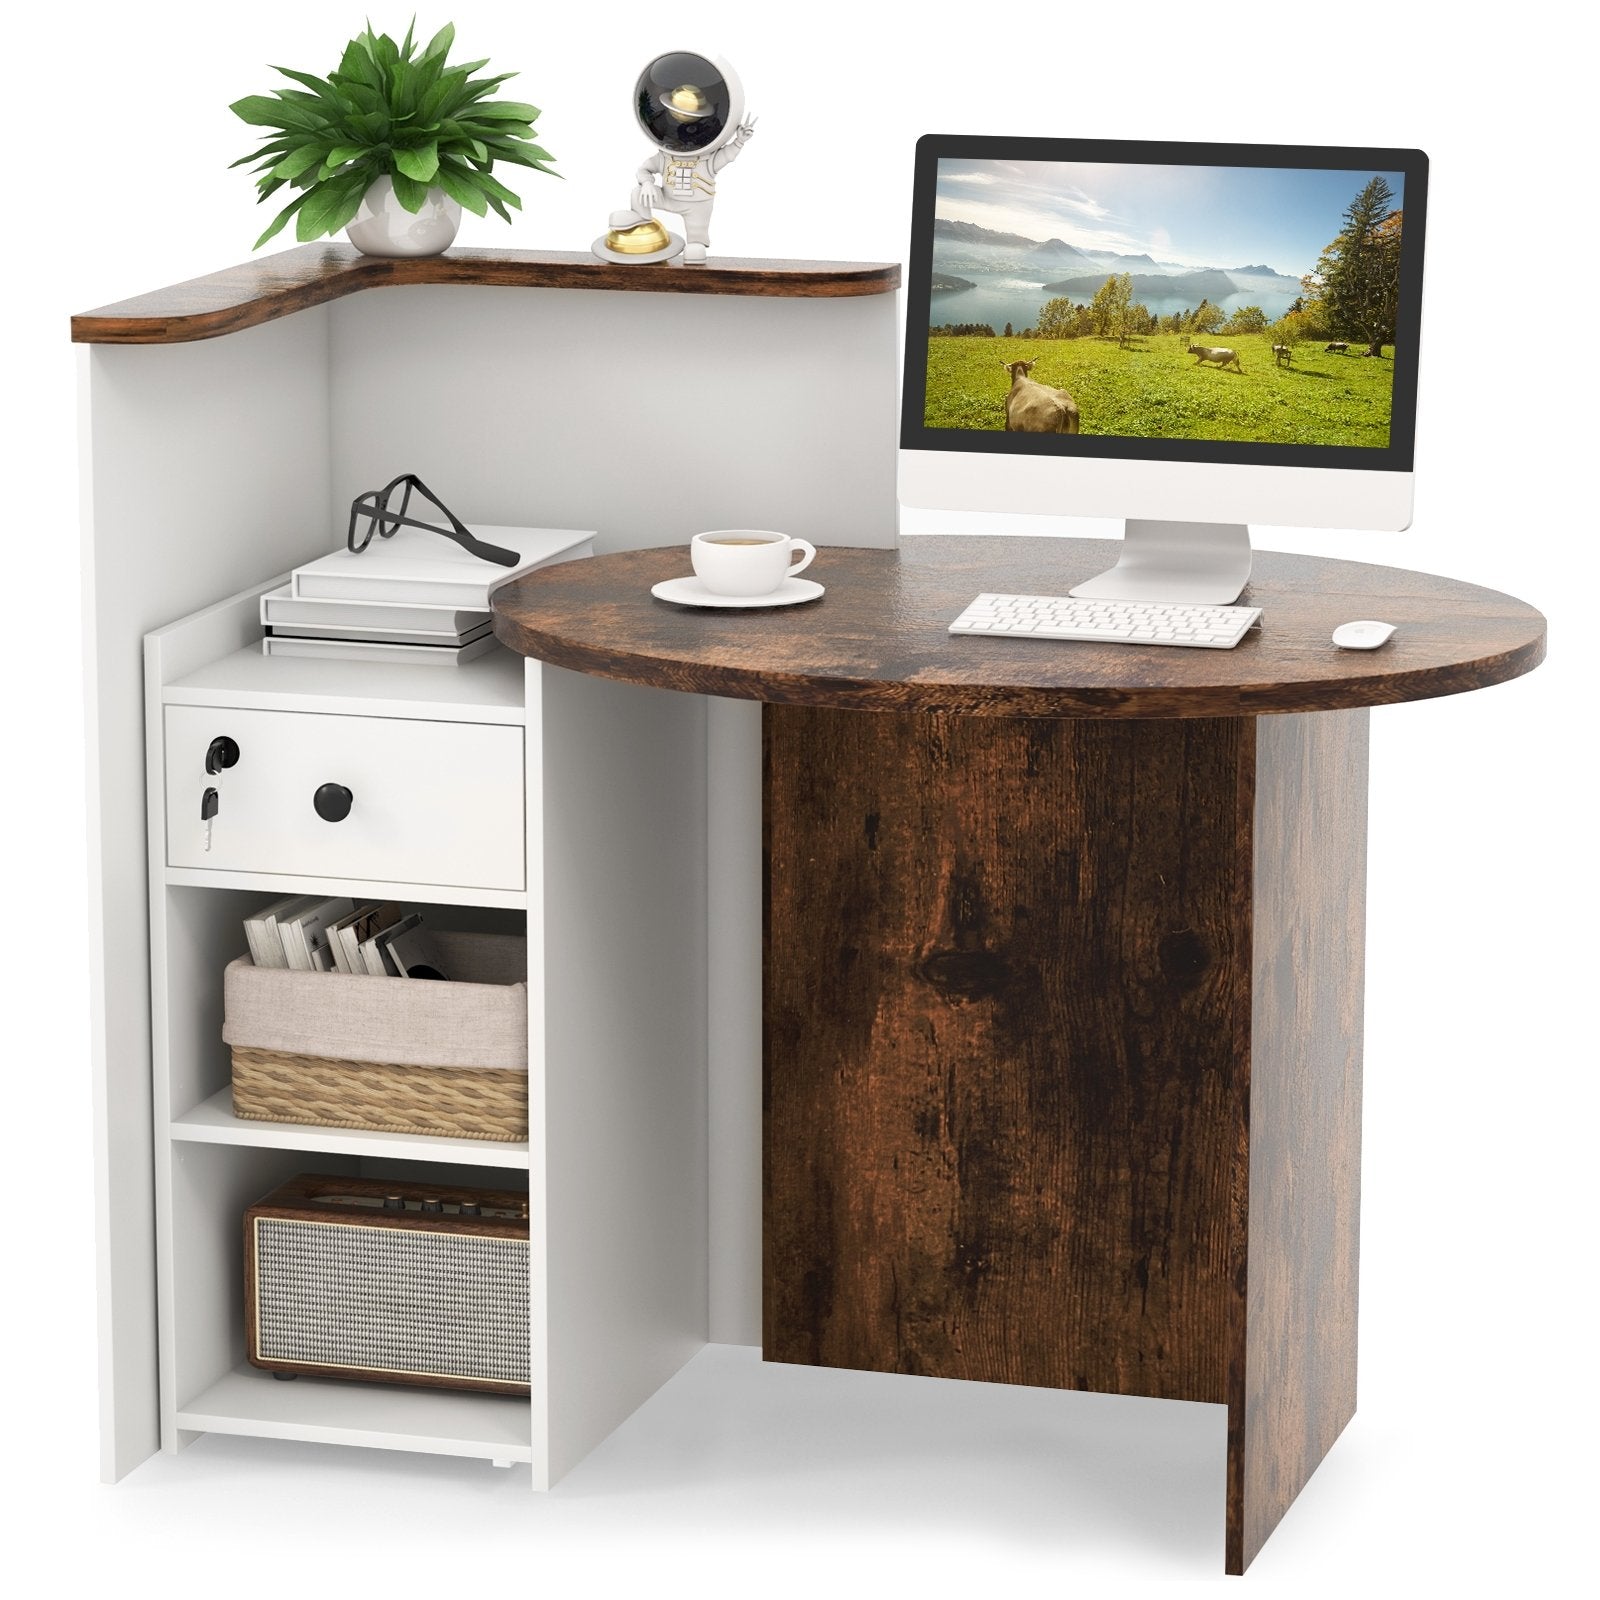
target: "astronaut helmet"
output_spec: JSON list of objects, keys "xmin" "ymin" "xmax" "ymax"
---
[{"xmin": 632, "ymin": 52, "xmax": 744, "ymax": 156}]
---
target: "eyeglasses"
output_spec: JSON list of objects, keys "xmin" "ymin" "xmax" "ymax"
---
[{"xmin": 347, "ymin": 474, "xmax": 520, "ymax": 567}]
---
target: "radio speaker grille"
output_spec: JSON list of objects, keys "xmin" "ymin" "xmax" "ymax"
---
[{"xmin": 254, "ymin": 1218, "xmax": 529, "ymax": 1386}]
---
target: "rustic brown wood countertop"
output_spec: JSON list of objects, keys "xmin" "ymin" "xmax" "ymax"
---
[
  {"xmin": 490, "ymin": 535, "xmax": 1546, "ymax": 718},
  {"xmin": 70, "ymin": 245, "xmax": 901, "ymax": 345}
]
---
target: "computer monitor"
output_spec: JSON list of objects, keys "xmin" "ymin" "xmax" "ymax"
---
[{"xmin": 898, "ymin": 136, "xmax": 1428, "ymax": 602}]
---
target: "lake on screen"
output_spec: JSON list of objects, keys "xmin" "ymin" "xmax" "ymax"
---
[{"xmin": 929, "ymin": 273, "xmax": 1301, "ymax": 332}]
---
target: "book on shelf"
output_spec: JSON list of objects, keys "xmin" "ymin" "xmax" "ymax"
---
[
  {"xmin": 327, "ymin": 902, "xmax": 402, "ymax": 974},
  {"xmin": 259, "ymin": 586, "xmax": 496, "ymax": 639},
  {"xmin": 289, "ymin": 526, "xmax": 595, "ymax": 607},
  {"xmin": 269, "ymin": 618, "xmax": 494, "ymax": 647},
  {"xmin": 262, "ymin": 633, "xmax": 502, "ymax": 667},
  {"xmin": 366, "ymin": 915, "xmax": 422, "ymax": 972},
  {"xmin": 359, "ymin": 925, "xmax": 399, "ymax": 975},
  {"xmin": 243, "ymin": 900, "xmax": 453, "ymax": 979},
  {"xmin": 378, "ymin": 917, "xmax": 451, "ymax": 980},
  {"xmin": 277, "ymin": 897, "xmax": 355, "ymax": 972},
  {"xmin": 243, "ymin": 894, "xmax": 319, "ymax": 969}
]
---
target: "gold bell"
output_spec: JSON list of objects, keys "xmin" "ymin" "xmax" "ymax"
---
[{"xmin": 605, "ymin": 218, "xmax": 672, "ymax": 256}]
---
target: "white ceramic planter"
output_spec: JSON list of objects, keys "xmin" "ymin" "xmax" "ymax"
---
[{"xmin": 345, "ymin": 175, "xmax": 462, "ymax": 258}]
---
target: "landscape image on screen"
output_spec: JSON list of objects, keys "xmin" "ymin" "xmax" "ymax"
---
[{"xmin": 925, "ymin": 159, "xmax": 1406, "ymax": 447}]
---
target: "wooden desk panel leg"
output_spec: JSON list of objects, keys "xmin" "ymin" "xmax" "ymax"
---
[
  {"xmin": 763, "ymin": 707, "xmax": 1253, "ymax": 1402},
  {"xmin": 1227, "ymin": 709, "xmax": 1367, "ymax": 1574},
  {"xmin": 763, "ymin": 705, "xmax": 1367, "ymax": 1574}
]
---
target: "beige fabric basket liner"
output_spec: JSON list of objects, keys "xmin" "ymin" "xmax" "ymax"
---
[{"xmin": 222, "ymin": 931, "xmax": 527, "ymax": 1071}]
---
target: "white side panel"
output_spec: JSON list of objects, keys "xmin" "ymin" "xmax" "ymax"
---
[
  {"xmin": 706, "ymin": 697, "xmax": 763, "ymax": 1346},
  {"xmin": 330, "ymin": 285, "xmax": 901, "ymax": 552},
  {"xmin": 535, "ymin": 663, "xmax": 709, "ymax": 1485},
  {"xmin": 900, "ymin": 449, "xmax": 1415, "ymax": 532},
  {"xmin": 82, "ymin": 313, "xmax": 335, "ymax": 1481}
]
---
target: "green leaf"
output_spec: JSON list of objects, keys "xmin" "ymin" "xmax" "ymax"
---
[
  {"xmin": 271, "ymin": 145, "xmax": 327, "ymax": 181},
  {"xmin": 399, "ymin": 16, "xmax": 415, "ymax": 58},
  {"xmin": 469, "ymin": 167, "xmax": 520, "ymax": 207},
  {"xmin": 458, "ymin": 72, "xmax": 517, "ymax": 104},
  {"xmin": 393, "ymin": 141, "xmax": 439, "ymax": 182},
  {"xmin": 254, "ymin": 189, "xmax": 309, "ymax": 249},
  {"xmin": 465, "ymin": 101, "xmax": 540, "ymax": 121},
  {"xmin": 389, "ymin": 169, "xmax": 430, "ymax": 213},
  {"xmin": 320, "ymin": 180, "xmax": 371, "ymax": 239},
  {"xmin": 319, "ymin": 148, "xmax": 373, "ymax": 180},
  {"xmin": 434, "ymin": 162, "xmax": 488, "ymax": 216},
  {"xmin": 231, "ymin": 137, "xmax": 296, "ymax": 168},
  {"xmin": 421, "ymin": 22, "xmax": 455, "ymax": 62},
  {"xmin": 482, "ymin": 189, "xmax": 513, "ymax": 223},
  {"xmin": 340, "ymin": 81, "xmax": 384, "ymax": 115},
  {"xmin": 338, "ymin": 38, "xmax": 381, "ymax": 89},
  {"xmin": 296, "ymin": 171, "xmax": 369, "ymax": 241},
  {"xmin": 461, "ymin": 121, "xmax": 535, "ymax": 143},
  {"xmin": 230, "ymin": 93, "xmax": 316, "ymax": 129},
  {"xmin": 272, "ymin": 67, "xmax": 342, "ymax": 102},
  {"xmin": 324, "ymin": 143, "xmax": 371, "ymax": 168}
]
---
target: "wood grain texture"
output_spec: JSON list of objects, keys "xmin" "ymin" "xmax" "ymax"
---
[
  {"xmin": 763, "ymin": 708, "xmax": 1253, "ymax": 1401},
  {"xmin": 1227, "ymin": 710, "xmax": 1367, "ymax": 1573},
  {"xmin": 71, "ymin": 244, "xmax": 901, "ymax": 343},
  {"xmin": 492, "ymin": 537, "xmax": 1546, "ymax": 718}
]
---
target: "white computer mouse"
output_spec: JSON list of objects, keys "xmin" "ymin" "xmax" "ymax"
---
[{"xmin": 1331, "ymin": 620, "xmax": 1397, "ymax": 650}]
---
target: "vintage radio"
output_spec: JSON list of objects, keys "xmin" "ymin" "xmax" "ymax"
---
[{"xmin": 244, "ymin": 1174, "xmax": 530, "ymax": 1394}]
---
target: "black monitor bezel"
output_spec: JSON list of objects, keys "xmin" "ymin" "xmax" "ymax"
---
[{"xmin": 901, "ymin": 134, "xmax": 1428, "ymax": 473}]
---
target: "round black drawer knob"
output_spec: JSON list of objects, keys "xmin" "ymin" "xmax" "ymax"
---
[{"xmin": 313, "ymin": 782, "xmax": 354, "ymax": 822}]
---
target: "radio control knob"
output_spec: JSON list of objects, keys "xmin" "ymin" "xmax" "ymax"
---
[
  {"xmin": 422, "ymin": 1197, "xmax": 443, "ymax": 1213},
  {"xmin": 383, "ymin": 1194, "xmax": 403, "ymax": 1211}
]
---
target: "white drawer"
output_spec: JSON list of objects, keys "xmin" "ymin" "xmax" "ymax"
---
[{"xmin": 165, "ymin": 706, "xmax": 524, "ymax": 891}]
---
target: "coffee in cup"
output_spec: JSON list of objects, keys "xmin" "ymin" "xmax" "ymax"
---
[{"xmin": 691, "ymin": 530, "xmax": 817, "ymax": 597}]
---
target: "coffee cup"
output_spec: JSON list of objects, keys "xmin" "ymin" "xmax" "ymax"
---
[{"xmin": 691, "ymin": 530, "xmax": 817, "ymax": 597}]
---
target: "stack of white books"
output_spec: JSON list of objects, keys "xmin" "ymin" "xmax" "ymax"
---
[{"xmin": 262, "ymin": 524, "xmax": 595, "ymax": 666}]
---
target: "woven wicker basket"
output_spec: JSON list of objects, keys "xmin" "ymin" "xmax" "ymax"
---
[{"xmin": 223, "ymin": 931, "xmax": 528, "ymax": 1142}]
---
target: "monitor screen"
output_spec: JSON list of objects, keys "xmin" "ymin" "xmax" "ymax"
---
[{"xmin": 902, "ymin": 138, "xmax": 1427, "ymax": 474}]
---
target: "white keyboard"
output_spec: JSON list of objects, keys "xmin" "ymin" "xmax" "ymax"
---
[{"xmin": 949, "ymin": 592, "xmax": 1262, "ymax": 649}]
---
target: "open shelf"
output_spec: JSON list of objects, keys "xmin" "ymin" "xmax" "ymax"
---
[
  {"xmin": 177, "ymin": 1363, "xmax": 532, "ymax": 1464},
  {"xmin": 163, "ymin": 864, "xmax": 526, "ymax": 910},
  {"xmin": 166, "ymin": 641, "xmax": 528, "ymax": 724},
  {"xmin": 172, "ymin": 1087, "xmax": 531, "ymax": 1170},
  {"xmin": 72, "ymin": 243, "xmax": 902, "ymax": 344}
]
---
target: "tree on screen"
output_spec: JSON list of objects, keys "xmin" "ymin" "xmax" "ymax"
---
[
  {"xmin": 1089, "ymin": 273, "xmax": 1133, "ymax": 338},
  {"xmin": 1310, "ymin": 176, "xmax": 1404, "ymax": 357}
]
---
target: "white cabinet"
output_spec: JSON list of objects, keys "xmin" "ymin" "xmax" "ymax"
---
[
  {"xmin": 77, "ymin": 248, "xmax": 900, "ymax": 1492},
  {"xmin": 164, "ymin": 704, "xmax": 525, "ymax": 890}
]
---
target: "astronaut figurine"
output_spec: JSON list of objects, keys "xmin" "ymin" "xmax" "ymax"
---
[{"xmin": 593, "ymin": 51, "xmax": 755, "ymax": 265}]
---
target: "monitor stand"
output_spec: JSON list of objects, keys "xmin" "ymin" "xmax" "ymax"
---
[{"xmin": 1069, "ymin": 520, "xmax": 1252, "ymax": 605}]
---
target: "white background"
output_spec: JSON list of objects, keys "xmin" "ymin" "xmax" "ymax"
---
[{"xmin": 4, "ymin": 0, "xmax": 1594, "ymax": 1592}]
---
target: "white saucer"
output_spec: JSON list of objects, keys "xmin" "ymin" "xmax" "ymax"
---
[{"xmin": 651, "ymin": 576, "xmax": 825, "ymax": 609}]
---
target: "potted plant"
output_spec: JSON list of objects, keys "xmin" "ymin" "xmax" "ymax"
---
[{"xmin": 230, "ymin": 20, "xmax": 557, "ymax": 257}]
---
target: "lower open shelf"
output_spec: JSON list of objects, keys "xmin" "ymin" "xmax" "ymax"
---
[
  {"xmin": 176, "ymin": 1363, "xmax": 533, "ymax": 1464},
  {"xmin": 172, "ymin": 1087, "xmax": 531, "ymax": 1169}
]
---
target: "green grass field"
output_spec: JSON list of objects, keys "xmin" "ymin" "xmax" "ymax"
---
[{"xmin": 924, "ymin": 332, "xmax": 1394, "ymax": 447}]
